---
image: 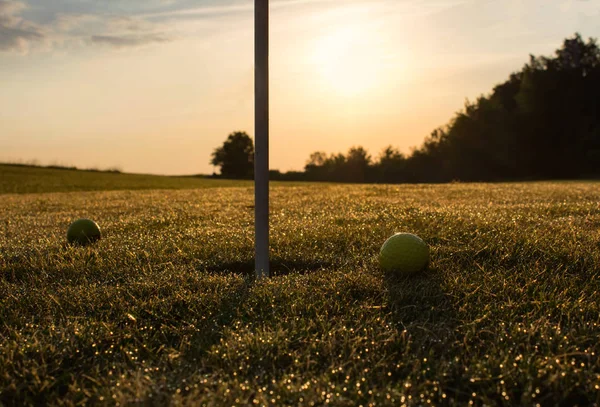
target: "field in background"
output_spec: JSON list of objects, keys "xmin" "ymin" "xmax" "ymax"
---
[
  {"xmin": 1, "ymin": 170, "xmax": 600, "ymax": 405},
  {"xmin": 0, "ymin": 164, "xmax": 251, "ymax": 194}
]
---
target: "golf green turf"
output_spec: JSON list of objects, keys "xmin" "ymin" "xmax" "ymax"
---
[
  {"xmin": 0, "ymin": 164, "xmax": 250, "ymax": 194},
  {"xmin": 1, "ymin": 180, "xmax": 599, "ymax": 405}
]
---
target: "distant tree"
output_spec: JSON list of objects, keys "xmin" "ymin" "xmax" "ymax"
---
[
  {"xmin": 211, "ymin": 131, "xmax": 254, "ymax": 179},
  {"xmin": 402, "ymin": 32, "xmax": 600, "ymax": 181},
  {"xmin": 515, "ymin": 33, "xmax": 600, "ymax": 178},
  {"xmin": 329, "ymin": 153, "xmax": 347, "ymax": 181},
  {"xmin": 375, "ymin": 146, "xmax": 406, "ymax": 183},
  {"xmin": 290, "ymin": 33, "xmax": 600, "ymax": 184},
  {"xmin": 303, "ymin": 147, "xmax": 373, "ymax": 183},
  {"xmin": 402, "ymin": 128, "xmax": 453, "ymax": 182},
  {"xmin": 345, "ymin": 146, "xmax": 371, "ymax": 183},
  {"xmin": 554, "ymin": 33, "xmax": 600, "ymax": 74},
  {"xmin": 304, "ymin": 151, "xmax": 329, "ymax": 181},
  {"xmin": 306, "ymin": 152, "xmax": 328, "ymax": 167}
]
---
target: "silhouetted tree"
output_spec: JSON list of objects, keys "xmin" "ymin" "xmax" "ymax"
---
[
  {"xmin": 405, "ymin": 128, "xmax": 451, "ymax": 182},
  {"xmin": 275, "ymin": 33, "xmax": 600, "ymax": 184},
  {"xmin": 406, "ymin": 32, "xmax": 600, "ymax": 181},
  {"xmin": 211, "ymin": 131, "xmax": 254, "ymax": 179},
  {"xmin": 304, "ymin": 148, "xmax": 370, "ymax": 183},
  {"xmin": 374, "ymin": 146, "xmax": 406, "ymax": 183},
  {"xmin": 345, "ymin": 147, "xmax": 371, "ymax": 183},
  {"xmin": 328, "ymin": 153, "xmax": 347, "ymax": 181},
  {"xmin": 304, "ymin": 152, "xmax": 329, "ymax": 181},
  {"xmin": 513, "ymin": 34, "xmax": 600, "ymax": 178}
]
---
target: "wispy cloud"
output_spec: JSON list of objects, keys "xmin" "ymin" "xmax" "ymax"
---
[
  {"xmin": 54, "ymin": 13, "xmax": 173, "ymax": 49},
  {"xmin": 0, "ymin": 0, "xmax": 372, "ymax": 53},
  {"xmin": 106, "ymin": 15, "xmax": 163, "ymax": 32},
  {"xmin": 1, "ymin": 0, "xmax": 178, "ymax": 52},
  {"xmin": 0, "ymin": 0, "xmax": 502, "ymax": 54},
  {"xmin": 141, "ymin": 3, "xmax": 252, "ymax": 19},
  {"xmin": 140, "ymin": 0, "xmax": 362, "ymax": 21},
  {"xmin": 52, "ymin": 13, "xmax": 99, "ymax": 33},
  {"xmin": 0, "ymin": 0, "xmax": 45, "ymax": 52},
  {"xmin": 91, "ymin": 33, "xmax": 172, "ymax": 48}
]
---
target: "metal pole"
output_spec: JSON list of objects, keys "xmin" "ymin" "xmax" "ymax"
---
[{"xmin": 255, "ymin": 0, "xmax": 270, "ymax": 278}]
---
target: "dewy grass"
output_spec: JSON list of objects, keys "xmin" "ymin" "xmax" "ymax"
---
[
  {"xmin": 1, "ymin": 182, "xmax": 600, "ymax": 405},
  {"xmin": 0, "ymin": 164, "xmax": 251, "ymax": 194}
]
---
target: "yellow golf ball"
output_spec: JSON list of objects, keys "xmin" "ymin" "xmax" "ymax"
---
[
  {"xmin": 379, "ymin": 233, "xmax": 429, "ymax": 274},
  {"xmin": 67, "ymin": 219, "xmax": 102, "ymax": 246}
]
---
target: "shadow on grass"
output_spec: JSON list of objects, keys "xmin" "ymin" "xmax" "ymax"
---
[
  {"xmin": 172, "ymin": 258, "xmax": 333, "ymax": 386},
  {"xmin": 383, "ymin": 265, "xmax": 598, "ymax": 405},
  {"xmin": 203, "ymin": 258, "xmax": 334, "ymax": 277},
  {"xmin": 382, "ymin": 267, "xmax": 479, "ymax": 400},
  {"xmin": 383, "ymin": 265, "xmax": 458, "ymax": 354},
  {"xmin": 180, "ymin": 277, "xmax": 252, "ymax": 352}
]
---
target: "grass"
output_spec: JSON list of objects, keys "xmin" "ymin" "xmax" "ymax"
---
[
  {"xmin": 0, "ymin": 164, "xmax": 250, "ymax": 194},
  {"xmin": 1, "ymin": 173, "xmax": 600, "ymax": 405}
]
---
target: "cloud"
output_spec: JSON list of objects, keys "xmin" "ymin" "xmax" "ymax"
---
[
  {"xmin": 53, "ymin": 13, "xmax": 99, "ymax": 32},
  {"xmin": 91, "ymin": 33, "xmax": 172, "ymax": 48},
  {"xmin": 1, "ymin": 0, "xmax": 411, "ymax": 53},
  {"xmin": 0, "ymin": 0, "xmax": 24, "ymax": 14},
  {"xmin": 1, "ymin": 1, "xmax": 175, "ymax": 53},
  {"xmin": 0, "ymin": 0, "xmax": 45, "ymax": 52},
  {"xmin": 141, "ymin": 3, "xmax": 252, "ymax": 20},
  {"xmin": 1, "ymin": 0, "xmax": 362, "ymax": 53},
  {"xmin": 51, "ymin": 11, "xmax": 173, "ymax": 49},
  {"xmin": 87, "ymin": 15, "xmax": 172, "ymax": 48},
  {"xmin": 106, "ymin": 15, "xmax": 165, "ymax": 32}
]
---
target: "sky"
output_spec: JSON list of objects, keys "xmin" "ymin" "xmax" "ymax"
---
[{"xmin": 1, "ymin": 0, "xmax": 599, "ymax": 175}]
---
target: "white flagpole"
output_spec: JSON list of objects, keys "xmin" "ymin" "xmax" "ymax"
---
[{"xmin": 255, "ymin": 0, "xmax": 270, "ymax": 278}]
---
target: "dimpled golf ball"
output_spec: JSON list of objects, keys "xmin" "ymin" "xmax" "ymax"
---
[
  {"xmin": 67, "ymin": 218, "xmax": 101, "ymax": 246},
  {"xmin": 379, "ymin": 233, "xmax": 429, "ymax": 274}
]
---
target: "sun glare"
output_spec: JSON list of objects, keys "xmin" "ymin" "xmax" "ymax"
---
[{"xmin": 311, "ymin": 23, "xmax": 386, "ymax": 98}]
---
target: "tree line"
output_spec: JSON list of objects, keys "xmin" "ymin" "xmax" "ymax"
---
[{"xmin": 212, "ymin": 34, "xmax": 600, "ymax": 183}]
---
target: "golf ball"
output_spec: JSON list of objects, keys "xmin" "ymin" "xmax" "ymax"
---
[
  {"xmin": 67, "ymin": 218, "xmax": 101, "ymax": 246},
  {"xmin": 379, "ymin": 233, "xmax": 429, "ymax": 274}
]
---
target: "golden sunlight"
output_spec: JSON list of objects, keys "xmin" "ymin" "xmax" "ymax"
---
[{"xmin": 311, "ymin": 23, "xmax": 387, "ymax": 98}]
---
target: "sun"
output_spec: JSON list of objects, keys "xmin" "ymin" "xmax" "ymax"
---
[{"xmin": 311, "ymin": 24, "xmax": 385, "ymax": 98}]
